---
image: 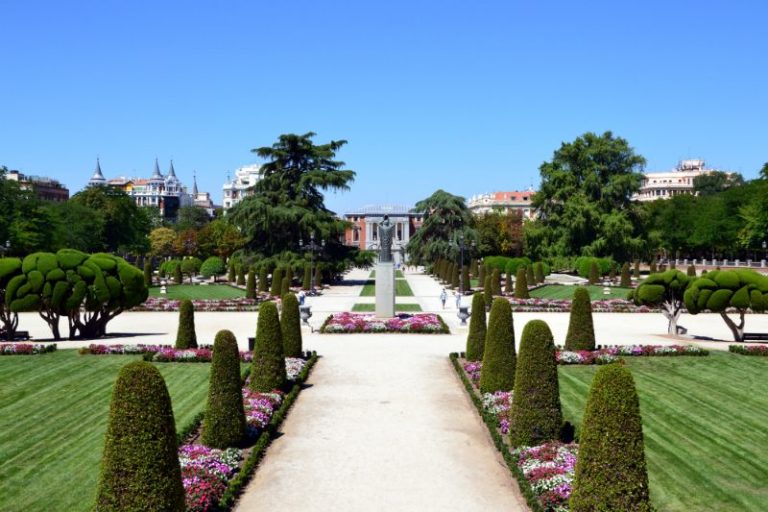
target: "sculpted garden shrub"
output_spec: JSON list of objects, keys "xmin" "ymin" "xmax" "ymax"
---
[
  {"xmin": 565, "ymin": 287, "xmax": 595, "ymax": 350},
  {"xmin": 250, "ymin": 301, "xmax": 287, "ymax": 392},
  {"xmin": 479, "ymin": 298, "xmax": 516, "ymax": 393},
  {"xmin": 466, "ymin": 293, "xmax": 487, "ymax": 361},
  {"xmin": 202, "ymin": 330, "xmax": 247, "ymax": 448}
]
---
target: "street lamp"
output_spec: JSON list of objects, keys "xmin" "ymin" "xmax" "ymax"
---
[
  {"xmin": 450, "ymin": 234, "xmax": 474, "ymax": 295},
  {"xmin": 299, "ymin": 233, "xmax": 325, "ymax": 296}
]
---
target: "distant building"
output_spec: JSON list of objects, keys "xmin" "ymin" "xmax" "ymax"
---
[
  {"xmin": 634, "ymin": 159, "xmax": 730, "ymax": 202},
  {"xmin": 467, "ymin": 190, "xmax": 536, "ymax": 219},
  {"xmin": 191, "ymin": 172, "xmax": 216, "ymax": 217},
  {"xmin": 6, "ymin": 170, "xmax": 69, "ymax": 202},
  {"xmin": 222, "ymin": 164, "xmax": 262, "ymax": 212},
  {"xmin": 342, "ymin": 204, "xmax": 424, "ymax": 265}
]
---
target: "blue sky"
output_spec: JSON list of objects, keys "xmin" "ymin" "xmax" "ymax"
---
[{"xmin": 1, "ymin": 0, "xmax": 766, "ymax": 214}]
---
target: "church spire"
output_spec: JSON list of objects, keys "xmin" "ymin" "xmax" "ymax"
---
[
  {"xmin": 150, "ymin": 157, "xmax": 163, "ymax": 181},
  {"xmin": 168, "ymin": 159, "xmax": 177, "ymax": 178},
  {"xmin": 192, "ymin": 171, "xmax": 199, "ymax": 195},
  {"xmin": 89, "ymin": 157, "xmax": 106, "ymax": 186}
]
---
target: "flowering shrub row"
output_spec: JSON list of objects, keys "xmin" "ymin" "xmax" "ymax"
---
[
  {"xmin": 729, "ymin": 345, "xmax": 768, "ymax": 356},
  {"xmin": 507, "ymin": 297, "xmax": 650, "ymax": 313},
  {"xmin": 556, "ymin": 344, "xmax": 708, "ymax": 365},
  {"xmin": 319, "ymin": 312, "xmax": 449, "ymax": 334},
  {"xmin": 0, "ymin": 343, "xmax": 57, "ymax": 355},
  {"xmin": 132, "ymin": 297, "xmax": 259, "ymax": 312},
  {"xmin": 482, "ymin": 390, "xmax": 514, "ymax": 435},
  {"xmin": 79, "ymin": 344, "xmax": 254, "ymax": 362},
  {"xmin": 513, "ymin": 442, "xmax": 578, "ymax": 511}
]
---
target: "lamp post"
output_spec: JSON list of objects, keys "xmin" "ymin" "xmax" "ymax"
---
[{"xmin": 299, "ymin": 233, "xmax": 325, "ymax": 296}]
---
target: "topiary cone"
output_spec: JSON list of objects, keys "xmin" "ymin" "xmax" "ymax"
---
[
  {"xmin": 302, "ymin": 263, "xmax": 311, "ymax": 291},
  {"xmin": 281, "ymin": 292, "xmax": 303, "ymax": 357},
  {"xmin": 202, "ymin": 330, "xmax": 246, "ymax": 448},
  {"xmin": 620, "ymin": 262, "xmax": 631, "ymax": 287},
  {"xmin": 228, "ymin": 263, "xmax": 236, "ymax": 283},
  {"xmin": 491, "ymin": 268, "xmax": 502, "ymax": 296},
  {"xmin": 484, "ymin": 275, "xmax": 493, "ymax": 308},
  {"xmin": 687, "ymin": 264, "xmax": 696, "ymax": 277},
  {"xmin": 570, "ymin": 364, "xmax": 651, "ymax": 511},
  {"xmin": 465, "ymin": 292, "xmax": 487, "ymax": 361},
  {"xmin": 565, "ymin": 287, "xmax": 595, "ymax": 351},
  {"xmin": 508, "ymin": 319, "xmax": 562, "ymax": 447},
  {"xmin": 461, "ymin": 265, "xmax": 470, "ymax": 292},
  {"xmin": 504, "ymin": 270, "xmax": 513, "ymax": 294},
  {"xmin": 236, "ymin": 265, "xmax": 246, "ymax": 286},
  {"xmin": 526, "ymin": 265, "xmax": 535, "ymax": 288},
  {"xmin": 451, "ymin": 264, "xmax": 460, "ymax": 289},
  {"xmin": 281, "ymin": 276, "xmax": 290, "ymax": 298},
  {"xmin": 479, "ymin": 297, "xmax": 516, "ymax": 393},
  {"xmin": 250, "ymin": 301, "xmax": 287, "ymax": 392},
  {"xmin": 175, "ymin": 299, "xmax": 197, "ymax": 349},
  {"xmin": 588, "ymin": 261, "xmax": 599, "ymax": 285},
  {"xmin": 143, "ymin": 261, "xmax": 152, "ymax": 287},
  {"xmin": 95, "ymin": 361, "xmax": 185, "ymax": 511},
  {"xmin": 270, "ymin": 267, "xmax": 283, "ymax": 297},
  {"xmin": 258, "ymin": 266, "xmax": 268, "ymax": 293},
  {"xmin": 246, "ymin": 268, "xmax": 256, "ymax": 299},
  {"xmin": 173, "ymin": 264, "xmax": 183, "ymax": 285},
  {"xmin": 514, "ymin": 266, "xmax": 530, "ymax": 299}
]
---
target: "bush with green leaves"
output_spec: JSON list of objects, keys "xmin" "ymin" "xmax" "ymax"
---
[
  {"xmin": 180, "ymin": 257, "xmax": 202, "ymax": 283},
  {"xmin": 466, "ymin": 292, "xmax": 487, "ymax": 361},
  {"xmin": 484, "ymin": 275, "xmax": 493, "ymax": 308},
  {"xmin": 250, "ymin": 301, "xmax": 287, "ymax": 391},
  {"xmin": 201, "ymin": 330, "xmax": 246, "ymax": 448},
  {"xmin": 0, "ymin": 257, "xmax": 22, "ymax": 339},
  {"xmin": 565, "ymin": 287, "xmax": 595, "ymax": 350},
  {"xmin": 570, "ymin": 364, "xmax": 651, "ymax": 511},
  {"xmin": 175, "ymin": 299, "xmax": 197, "ymax": 349},
  {"xmin": 526, "ymin": 264, "xmax": 535, "ymax": 288},
  {"xmin": 574, "ymin": 256, "xmax": 614, "ymax": 279},
  {"xmin": 95, "ymin": 361, "xmax": 185, "ymax": 511},
  {"xmin": 258, "ymin": 265, "xmax": 269, "ymax": 293},
  {"xmin": 284, "ymin": 265, "xmax": 294, "ymax": 286},
  {"xmin": 270, "ymin": 267, "xmax": 283, "ymax": 297},
  {"xmin": 508, "ymin": 320, "xmax": 562, "ymax": 447},
  {"xmin": 620, "ymin": 262, "xmax": 631, "ymax": 287},
  {"xmin": 479, "ymin": 297, "xmax": 516, "ymax": 393},
  {"xmin": 143, "ymin": 261, "xmax": 152, "ymax": 287},
  {"xmin": 533, "ymin": 262, "xmax": 545, "ymax": 284},
  {"xmin": 281, "ymin": 292, "xmax": 303, "ymax": 357},
  {"xmin": 477, "ymin": 264, "xmax": 486, "ymax": 286},
  {"xmin": 160, "ymin": 259, "xmax": 181, "ymax": 279},
  {"xmin": 634, "ymin": 269, "xmax": 691, "ymax": 335},
  {"xmin": 173, "ymin": 263, "xmax": 183, "ymax": 284},
  {"xmin": 514, "ymin": 266, "xmax": 530, "ymax": 299},
  {"xmin": 246, "ymin": 268, "xmax": 256, "ymax": 299},
  {"xmin": 200, "ymin": 256, "xmax": 226, "ymax": 281},
  {"xmin": 684, "ymin": 269, "xmax": 768, "ymax": 342},
  {"xmin": 484, "ymin": 255, "xmax": 531, "ymax": 276},
  {"xmin": 280, "ymin": 277, "xmax": 290, "ymax": 300},
  {"xmin": 504, "ymin": 270, "xmax": 513, "ymax": 294}
]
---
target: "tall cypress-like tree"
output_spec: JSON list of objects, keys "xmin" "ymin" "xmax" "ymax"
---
[
  {"xmin": 228, "ymin": 263, "xmax": 236, "ymax": 283},
  {"xmin": 633, "ymin": 260, "xmax": 640, "ymax": 279},
  {"xmin": 303, "ymin": 263, "xmax": 311, "ymax": 290},
  {"xmin": 491, "ymin": 268, "xmax": 502, "ymax": 296},
  {"xmin": 504, "ymin": 270, "xmax": 513, "ymax": 294},
  {"xmin": 451, "ymin": 263, "xmax": 460, "ymax": 289},
  {"xmin": 258, "ymin": 266, "xmax": 269, "ymax": 293},
  {"xmin": 533, "ymin": 262, "xmax": 545, "ymax": 284},
  {"xmin": 202, "ymin": 330, "xmax": 247, "ymax": 448},
  {"xmin": 479, "ymin": 298, "xmax": 516, "ymax": 393},
  {"xmin": 514, "ymin": 266, "xmax": 530, "ymax": 299},
  {"xmin": 465, "ymin": 293, "xmax": 487, "ymax": 361},
  {"xmin": 236, "ymin": 265, "xmax": 246, "ymax": 286},
  {"xmin": 588, "ymin": 261, "xmax": 599, "ymax": 285},
  {"xmin": 175, "ymin": 299, "xmax": 197, "ymax": 349},
  {"xmin": 281, "ymin": 293, "xmax": 303, "ymax": 357},
  {"xmin": 143, "ymin": 261, "xmax": 152, "ymax": 288},
  {"xmin": 526, "ymin": 264, "xmax": 535, "ymax": 288},
  {"xmin": 246, "ymin": 268, "xmax": 256, "ymax": 299},
  {"xmin": 461, "ymin": 265, "xmax": 471, "ymax": 292},
  {"xmin": 565, "ymin": 287, "xmax": 596, "ymax": 351},
  {"xmin": 270, "ymin": 267, "xmax": 283, "ymax": 297},
  {"xmin": 484, "ymin": 275, "xmax": 493, "ymax": 309},
  {"xmin": 250, "ymin": 301, "xmax": 287, "ymax": 392},
  {"xmin": 620, "ymin": 262, "xmax": 631, "ymax": 287}
]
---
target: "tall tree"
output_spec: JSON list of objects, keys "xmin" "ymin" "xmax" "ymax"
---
[
  {"xmin": 406, "ymin": 189, "xmax": 476, "ymax": 265},
  {"xmin": 71, "ymin": 186, "xmax": 149, "ymax": 254},
  {"xmin": 175, "ymin": 206, "xmax": 210, "ymax": 232},
  {"xmin": 525, "ymin": 131, "xmax": 645, "ymax": 261},
  {"xmin": 693, "ymin": 171, "xmax": 744, "ymax": 196},
  {"xmin": 474, "ymin": 210, "xmax": 524, "ymax": 257}
]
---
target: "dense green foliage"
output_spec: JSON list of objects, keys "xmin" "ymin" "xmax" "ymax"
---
[
  {"xmin": 281, "ymin": 293, "xmax": 303, "ymax": 357},
  {"xmin": 504, "ymin": 270, "xmax": 513, "ymax": 294},
  {"xmin": 143, "ymin": 262, "xmax": 152, "ymax": 287},
  {"xmin": 180, "ymin": 257, "xmax": 202, "ymax": 283},
  {"xmin": 479, "ymin": 298, "xmax": 516, "ymax": 393},
  {"xmin": 534, "ymin": 262, "xmax": 545, "ymax": 284},
  {"xmin": 95, "ymin": 361, "xmax": 185, "ymax": 511},
  {"xmin": 250, "ymin": 301, "xmax": 287, "ymax": 391},
  {"xmin": 246, "ymin": 268, "xmax": 256, "ymax": 299},
  {"xmin": 270, "ymin": 267, "xmax": 283, "ymax": 297},
  {"xmin": 258, "ymin": 265, "xmax": 269, "ymax": 293},
  {"xmin": 588, "ymin": 261, "xmax": 599, "ymax": 284},
  {"xmin": 483, "ymin": 275, "xmax": 493, "ymax": 307},
  {"xmin": 173, "ymin": 263, "xmax": 183, "ymax": 284},
  {"xmin": 200, "ymin": 256, "xmax": 226, "ymax": 280},
  {"xmin": 508, "ymin": 320, "xmax": 562, "ymax": 447},
  {"xmin": 634, "ymin": 269, "xmax": 691, "ymax": 334},
  {"xmin": 620, "ymin": 262, "xmax": 631, "ymax": 287},
  {"xmin": 465, "ymin": 293, "xmax": 487, "ymax": 361},
  {"xmin": 202, "ymin": 330, "xmax": 247, "ymax": 448},
  {"xmin": 491, "ymin": 268, "xmax": 502, "ymax": 296},
  {"xmin": 406, "ymin": 189, "xmax": 476, "ymax": 265},
  {"xmin": 175, "ymin": 299, "xmax": 197, "ymax": 349},
  {"xmin": 236, "ymin": 265, "xmax": 246, "ymax": 286},
  {"xmin": 565, "ymin": 287, "xmax": 595, "ymax": 350},
  {"xmin": 302, "ymin": 263, "xmax": 311, "ymax": 290},
  {"xmin": 514, "ymin": 266, "xmax": 530, "ymax": 299},
  {"xmin": 474, "ymin": 210, "xmax": 525, "ymax": 257},
  {"xmin": 228, "ymin": 263, "xmax": 236, "ymax": 283},
  {"xmin": 570, "ymin": 364, "xmax": 651, "ymax": 511}
]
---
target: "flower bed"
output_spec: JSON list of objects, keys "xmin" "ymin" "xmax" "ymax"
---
[
  {"xmin": 507, "ymin": 297, "xmax": 651, "ymax": 313},
  {"xmin": 729, "ymin": 345, "xmax": 768, "ymax": 356},
  {"xmin": 319, "ymin": 312, "xmax": 449, "ymax": 334},
  {"xmin": 514, "ymin": 442, "xmax": 578, "ymax": 511},
  {"xmin": 556, "ymin": 344, "xmax": 708, "ymax": 365},
  {"xmin": 0, "ymin": 343, "xmax": 57, "ymax": 355},
  {"xmin": 132, "ymin": 297, "xmax": 259, "ymax": 312},
  {"xmin": 79, "ymin": 344, "xmax": 254, "ymax": 362}
]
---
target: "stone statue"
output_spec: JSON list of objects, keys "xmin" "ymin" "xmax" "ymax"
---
[{"xmin": 378, "ymin": 215, "xmax": 394, "ymax": 263}]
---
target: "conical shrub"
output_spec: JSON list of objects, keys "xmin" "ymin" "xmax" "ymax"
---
[
  {"xmin": 303, "ymin": 263, "xmax": 311, "ymax": 290},
  {"xmin": 270, "ymin": 267, "xmax": 283, "ymax": 297},
  {"xmin": 478, "ymin": 264, "xmax": 486, "ymax": 285},
  {"xmin": 526, "ymin": 265, "xmax": 535, "ymax": 288},
  {"xmin": 173, "ymin": 264, "xmax": 183, "ymax": 284},
  {"xmin": 314, "ymin": 264, "xmax": 322, "ymax": 289},
  {"xmin": 451, "ymin": 264, "xmax": 460, "ymax": 289},
  {"xmin": 175, "ymin": 299, "xmax": 197, "ymax": 349},
  {"xmin": 514, "ymin": 266, "xmax": 530, "ymax": 299},
  {"xmin": 250, "ymin": 301, "xmax": 287, "ymax": 392},
  {"xmin": 491, "ymin": 268, "xmax": 502, "ymax": 296},
  {"xmin": 228, "ymin": 263, "xmax": 236, "ymax": 283},
  {"xmin": 258, "ymin": 266, "xmax": 268, "ymax": 293},
  {"xmin": 588, "ymin": 261, "xmax": 599, "ymax": 285},
  {"xmin": 620, "ymin": 262, "xmax": 631, "ymax": 287},
  {"xmin": 284, "ymin": 266, "xmax": 294, "ymax": 285},
  {"xmin": 508, "ymin": 320, "xmax": 562, "ymax": 447},
  {"xmin": 633, "ymin": 260, "xmax": 640, "ymax": 279},
  {"xmin": 202, "ymin": 330, "xmax": 246, "ymax": 448},
  {"xmin": 687, "ymin": 264, "xmax": 696, "ymax": 277},
  {"xmin": 465, "ymin": 292, "xmax": 487, "ymax": 361},
  {"xmin": 246, "ymin": 268, "xmax": 256, "ymax": 299},
  {"xmin": 281, "ymin": 292, "xmax": 303, "ymax": 357},
  {"xmin": 95, "ymin": 361, "xmax": 185, "ymax": 511},
  {"xmin": 608, "ymin": 265, "xmax": 616, "ymax": 283},
  {"xmin": 570, "ymin": 364, "xmax": 651, "ymax": 511},
  {"xmin": 565, "ymin": 287, "xmax": 595, "ymax": 351},
  {"xmin": 461, "ymin": 265, "xmax": 470, "ymax": 292},
  {"xmin": 484, "ymin": 275, "xmax": 493, "ymax": 308},
  {"xmin": 143, "ymin": 261, "xmax": 152, "ymax": 287},
  {"xmin": 236, "ymin": 265, "xmax": 246, "ymax": 286},
  {"xmin": 479, "ymin": 298, "xmax": 516, "ymax": 393},
  {"xmin": 504, "ymin": 270, "xmax": 513, "ymax": 294},
  {"xmin": 281, "ymin": 276, "xmax": 290, "ymax": 298},
  {"xmin": 534, "ymin": 262, "xmax": 545, "ymax": 284}
]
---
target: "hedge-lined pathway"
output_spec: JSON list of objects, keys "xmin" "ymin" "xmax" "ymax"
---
[{"xmin": 234, "ymin": 269, "xmax": 529, "ymax": 511}]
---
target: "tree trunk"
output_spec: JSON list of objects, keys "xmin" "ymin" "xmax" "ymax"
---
[
  {"xmin": 662, "ymin": 301, "xmax": 682, "ymax": 335},
  {"xmin": 40, "ymin": 311, "xmax": 61, "ymax": 340},
  {"xmin": 720, "ymin": 310, "xmax": 745, "ymax": 342}
]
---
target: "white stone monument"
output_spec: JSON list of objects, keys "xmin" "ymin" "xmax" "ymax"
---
[{"xmin": 375, "ymin": 216, "xmax": 396, "ymax": 318}]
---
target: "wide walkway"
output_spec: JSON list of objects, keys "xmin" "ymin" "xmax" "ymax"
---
[{"xmin": 234, "ymin": 268, "xmax": 528, "ymax": 511}]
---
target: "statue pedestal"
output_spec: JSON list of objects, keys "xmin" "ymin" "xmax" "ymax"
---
[{"xmin": 375, "ymin": 262, "xmax": 395, "ymax": 318}]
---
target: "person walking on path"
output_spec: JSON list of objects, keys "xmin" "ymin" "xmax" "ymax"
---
[
  {"xmin": 298, "ymin": 290, "xmax": 306, "ymax": 305},
  {"xmin": 440, "ymin": 288, "xmax": 447, "ymax": 309},
  {"xmin": 455, "ymin": 290, "xmax": 461, "ymax": 309}
]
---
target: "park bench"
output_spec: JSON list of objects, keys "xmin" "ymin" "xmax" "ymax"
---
[
  {"xmin": 0, "ymin": 330, "xmax": 31, "ymax": 341},
  {"xmin": 742, "ymin": 333, "xmax": 768, "ymax": 342}
]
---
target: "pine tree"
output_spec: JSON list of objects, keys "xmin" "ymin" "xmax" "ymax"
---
[
  {"xmin": 465, "ymin": 293, "xmax": 487, "ymax": 361},
  {"xmin": 201, "ymin": 330, "xmax": 246, "ymax": 448},
  {"xmin": 479, "ymin": 298, "xmax": 516, "ymax": 393}
]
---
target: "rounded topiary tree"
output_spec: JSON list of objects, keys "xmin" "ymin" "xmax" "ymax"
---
[
  {"xmin": 514, "ymin": 266, "xmax": 530, "ymax": 299},
  {"xmin": 588, "ymin": 261, "xmax": 599, "ymax": 285},
  {"xmin": 181, "ymin": 257, "xmax": 202, "ymax": 284},
  {"xmin": 175, "ymin": 299, "xmax": 197, "ymax": 349},
  {"xmin": 201, "ymin": 256, "xmax": 225, "ymax": 282},
  {"xmin": 508, "ymin": 320, "xmax": 562, "ymax": 447},
  {"xmin": 95, "ymin": 361, "xmax": 185, "ymax": 511},
  {"xmin": 620, "ymin": 262, "xmax": 631, "ymax": 287},
  {"xmin": 250, "ymin": 301, "xmax": 287, "ymax": 391},
  {"xmin": 258, "ymin": 266, "xmax": 269, "ymax": 294},
  {"xmin": 479, "ymin": 297, "xmax": 516, "ymax": 393},
  {"xmin": 570, "ymin": 364, "xmax": 651, "ymax": 511},
  {"xmin": 246, "ymin": 268, "xmax": 256, "ymax": 299},
  {"xmin": 202, "ymin": 330, "xmax": 246, "ymax": 448},
  {"xmin": 465, "ymin": 292, "xmax": 487, "ymax": 361},
  {"xmin": 634, "ymin": 269, "xmax": 691, "ymax": 335},
  {"xmin": 143, "ymin": 261, "xmax": 152, "ymax": 287},
  {"xmin": 281, "ymin": 292, "xmax": 302, "ymax": 357},
  {"xmin": 565, "ymin": 287, "xmax": 595, "ymax": 351},
  {"xmin": 270, "ymin": 267, "xmax": 283, "ymax": 297}
]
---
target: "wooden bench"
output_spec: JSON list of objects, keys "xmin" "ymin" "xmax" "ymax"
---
[
  {"xmin": 743, "ymin": 333, "xmax": 768, "ymax": 342},
  {"xmin": 0, "ymin": 330, "xmax": 31, "ymax": 341}
]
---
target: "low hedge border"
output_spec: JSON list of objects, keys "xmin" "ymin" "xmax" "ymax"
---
[
  {"xmin": 729, "ymin": 345, "xmax": 768, "ymax": 356},
  {"xmin": 449, "ymin": 352, "xmax": 544, "ymax": 512},
  {"xmin": 0, "ymin": 343, "xmax": 57, "ymax": 355}
]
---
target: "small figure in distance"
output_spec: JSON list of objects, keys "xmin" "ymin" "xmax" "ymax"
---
[
  {"xmin": 298, "ymin": 289, "xmax": 306, "ymax": 306},
  {"xmin": 440, "ymin": 288, "xmax": 447, "ymax": 309},
  {"xmin": 454, "ymin": 290, "xmax": 461, "ymax": 309}
]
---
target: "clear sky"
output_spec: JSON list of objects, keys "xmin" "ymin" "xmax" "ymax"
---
[{"xmin": 1, "ymin": 0, "xmax": 766, "ymax": 215}]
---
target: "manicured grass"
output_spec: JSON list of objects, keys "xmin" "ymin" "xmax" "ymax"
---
[
  {"xmin": 359, "ymin": 279, "xmax": 415, "ymax": 297},
  {"xmin": 530, "ymin": 284, "xmax": 632, "ymax": 300},
  {"xmin": 148, "ymin": 283, "xmax": 246, "ymax": 300},
  {"xmin": 559, "ymin": 352, "xmax": 768, "ymax": 511},
  {"xmin": 369, "ymin": 270, "xmax": 405, "ymax": 278},
  {"xmin": 0, "ymin": 350, "xmax": 212, "ymax": 512},
  {"xmin": 351, "ymin": 303, "xmax": 423, "ymax": 312}
]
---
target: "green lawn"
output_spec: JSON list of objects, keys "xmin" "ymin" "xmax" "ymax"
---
[
  {"xmin": 530, "ymin": 284, "xmax": 632, "ymax": 300},
  {"xmin": 369, "ymin": 270, "xmax": 405, "ymax": 278},
  {"xmin": 351, "ymin": 303, "xmax": 422, "ymax": 312},
  {"xmin": 0, "ymin": 350, "xmax": 212, "ymax": 512},
  {"xmin": 148, "ymin": 283, "xmax": 246, "ymax": 300},
  {"xmin": 559, "ymin": 352, "xmax": 768, "ymax": 511},
  {"xmin": 359, "ymin": 279, "xmax": 415, "ymax": 297}
]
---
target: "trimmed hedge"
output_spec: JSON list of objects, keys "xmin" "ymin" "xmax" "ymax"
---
[
  {"xmin": 466, "ymin": 293, "xmax": 487, "ymax": 361},
  {"xmin": 504, "ymin": 270, "xmax": 513, "ymax": 294},
  {"xmin": 258, "ymin": 266, "xmax": 269, "ymax": 293},
  {"xmin": 484, "ymin": 275, "xmax": 493, "ymax": 308},
  {"xmin": 250, "ymin": 301, "xmax": 287, "ymax": 392},
  {"xmin": 588, "ymin": 261, "xmax": 599, "ymax": 285},
  {"xmin": 95, "ymin": 361, "xmax": 185, "ymax": 511},
  {"xmin": 202, "ymin": 330, "xmax": 247, "ymax": 448},
  {"xmin": 570, "ymin": 364, "xmax": 651, "ymax": 511},
  {"xmin": 461, "ymin": 265, "xmax": 470, "ymax": 292},
  {"xmin": 227, "ymin": 263, "xmax": 236, "ymax": 283},
  {"xmin": 491, "ymin": 268, "xmax": 502, "ymax": 296},
  {"xmin": 564, "ymin": 287, "xmax": 595, "ymax": 351},
  {"xmin": 280, "ymin": 276, "xmax": 290, "ymax": 298},
  {"xmin": 533, "ymin": 262, "xmax": 545, "ymax": 284},
  {"xmin": 302, "ymin": 263, "xmax": 311, "ymax": 291},
  {"xmin": 687, "ymin": 264, "xmax": 697, "ymax": 277},
  {"xmin": 575, "ymin": 256, "xmax": 614, "ymax": 279},
  {"xmin": 175, "ymin": 299, "xmax": 197, "ymax": 349},
  {"xmin": 281, "ymin": 293, "xmax": 303, "ymax": 357},
  {"xmin": 143, "ymin": 262, "xmax": 152, "ymax": 287},
  {"xmin": 479, "ymin": 298, "xmax": 516, "ymax": 393},
  {"xmin": 201, "ymin": 256, "xmax": 226, "ymax": 280},
  {"xmin": 620, "ymin": 262, "xmax": 631, "ymax": 287},
  {"xmin": 514, "ymin": 266, "xmax": 530, "ymax": 299},
  {"xmin": 508, "ymin": 320, "xmax": 562, "ymax": 447},
  {"xmin": 270, "ymin": 267, "xmax": 283, "ymax": 297},
  {"xmin": 246, "ymin": 268, "xmax": 256, "ymax": 299}
]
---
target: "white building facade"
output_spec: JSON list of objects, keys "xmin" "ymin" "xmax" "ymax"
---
[
  {"xmin": 633, "ymin": 159, "xmax": 728, "ymax": 202},
  {"xmin": 466, "ymin": 190, "xmax": 537, "ymax": 219},
  {"xmin": 222, "ymin": 164, "xmax": 262, "ymax": 211}
]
